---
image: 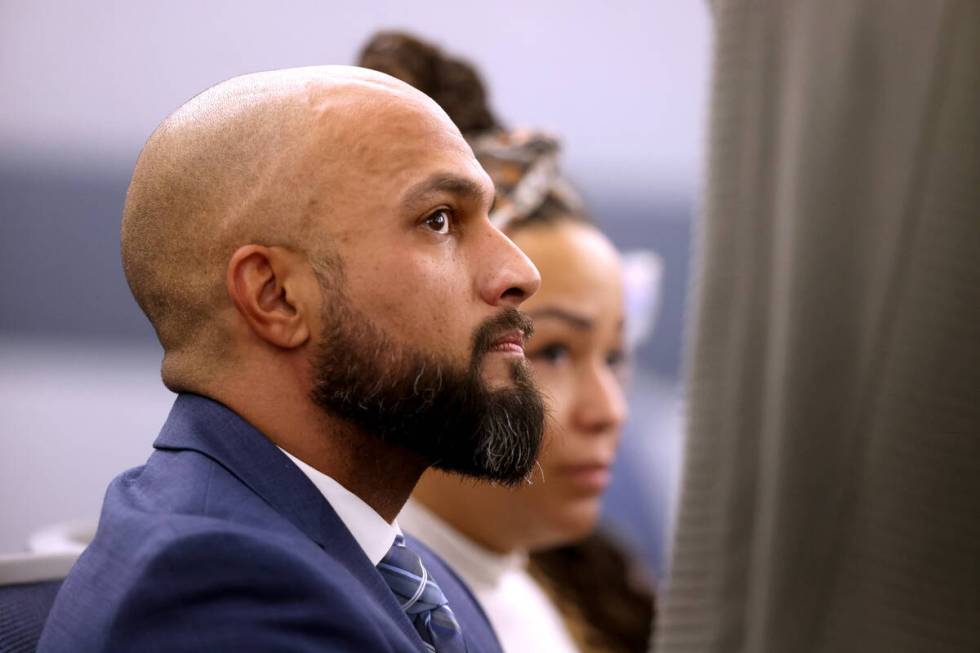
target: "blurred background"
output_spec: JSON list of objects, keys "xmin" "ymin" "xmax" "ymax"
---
[{"xmin": 0, "ymin": 0, "xmax": 711, "ymax": 584}]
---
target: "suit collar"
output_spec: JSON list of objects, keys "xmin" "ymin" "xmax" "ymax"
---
[
  {"xmin": 153, "ymin": 393, "xmax": 347, "ymax": 552},
  {"xmin": 278, "ymin": 447, "xmax": 400, "ymax": 565}
]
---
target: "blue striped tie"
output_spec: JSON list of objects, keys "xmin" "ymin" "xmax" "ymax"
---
[{"xmin": 377, "ymin": 535, "xmax": 466, "ymax": 653}]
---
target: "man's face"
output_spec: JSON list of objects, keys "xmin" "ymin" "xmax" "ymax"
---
[
  {"xmin": 309, "ymin": 268, "xmax": 545, "ymax": 482},
  {"xmin": 302, "ymin": 89, "xmax": 545, "ymax": 481}
]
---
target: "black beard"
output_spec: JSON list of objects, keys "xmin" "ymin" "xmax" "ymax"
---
[{"xmin": 309, "ymin": 285, "xmax": 545, "ymax": 485}]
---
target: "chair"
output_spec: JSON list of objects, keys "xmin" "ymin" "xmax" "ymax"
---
[{"xmin": 0, "ymin": 528, "xmax": 86, "ymax": 653}]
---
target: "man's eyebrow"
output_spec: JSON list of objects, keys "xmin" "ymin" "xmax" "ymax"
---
[
  {"xmin": 400, "ymin": 173, "xmax": 493, "ymax": 208},
  {"xmin": 526, "ymin": 307, "xmax": 595, "ymax": 331}
]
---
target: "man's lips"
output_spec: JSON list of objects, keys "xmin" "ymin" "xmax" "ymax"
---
[{"xmin": 487, "ymin": 330, "xmax": 526, "ymax": 355}]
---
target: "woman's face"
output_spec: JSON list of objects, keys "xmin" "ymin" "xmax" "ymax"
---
[{"xmin": 507, "ymin": 219, "xmax": 628, "ymax": 548}]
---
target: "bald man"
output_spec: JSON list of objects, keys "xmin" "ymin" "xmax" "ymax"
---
[{"xmin": 38, "ymin": 66, "xmax": 544, "ymax": 653}]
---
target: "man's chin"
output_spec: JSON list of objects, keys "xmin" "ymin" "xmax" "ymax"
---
[
  {"xmin": 478, "ymin": 355, "xmax": 529, "ymax": 391},
  {"xmin": 439, "ymin": 383, "xmax": 545, "ymax": 484},
  {"xmin": 310, "ymin": 298, "xmax": 544, "ymax": 483}
]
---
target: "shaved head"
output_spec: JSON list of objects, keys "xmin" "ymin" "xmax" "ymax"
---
[{"xmin": 121, "ymin": 66, "xmax": 462, "ymax": 391}]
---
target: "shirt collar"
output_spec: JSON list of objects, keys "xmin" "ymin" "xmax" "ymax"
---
[{"xmin": 278, "ymin": 448, "xmax": 400, "ymax": 565}]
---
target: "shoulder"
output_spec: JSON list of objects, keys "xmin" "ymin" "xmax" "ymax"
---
[
  {"xmin": 113, "ymin": 530, "xmax": 378, "ymax": 644},
  {"xmin": 43, "ymin": 528, "xmax": 399, "ymax": 653}
]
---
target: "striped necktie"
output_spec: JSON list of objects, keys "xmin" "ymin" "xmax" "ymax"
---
[{"xmin": 377, "ymin": 535, "xmax": 466, "ymax": 653}]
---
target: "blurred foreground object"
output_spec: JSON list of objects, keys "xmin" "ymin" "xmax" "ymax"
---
[{"xmin": 657, "ymin": 1, "xmax": 980, "ymax": 652}]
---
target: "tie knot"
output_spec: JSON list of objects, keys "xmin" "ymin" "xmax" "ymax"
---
[
  {"xmin": 378, "ymin": 535, "xmax": 449, "ymax": 612},
  {"xmin": 377, "ymin": 535, "xmax": 465, "ymax": 653}
]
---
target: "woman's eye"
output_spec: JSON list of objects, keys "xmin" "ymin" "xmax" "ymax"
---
[
  {"xmin": 606, "ymin": 349, "xmax": 627, "ymax": 370},
  {"xmin": 530, "ymin": 343, "xmax": 570, "ymax": 365},
  {"xmin": 607, "ymin": 349, "xmax": 630, "ymax": 384},
  {"xmin": 423, "ymin": 209, "xmax": 452, "ymax": 234}
]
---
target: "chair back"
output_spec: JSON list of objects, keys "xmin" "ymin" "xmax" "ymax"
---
[
  {"xmin": 0, "ymin": 552, "xmax": 79, "ymax": 653},
  {"xmin": 0, "ymin": 579, "xmax": 64, "ymax": 653}
]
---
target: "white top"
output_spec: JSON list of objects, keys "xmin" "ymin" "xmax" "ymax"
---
[
  {"xmin": 278, "ymin": 448, "xmax": 399, "ymax": 566},
  {"xmin": 398, "ymin": 499, "xmax": 580, "ymax": 653}
]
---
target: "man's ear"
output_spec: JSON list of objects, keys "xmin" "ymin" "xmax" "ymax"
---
[{"xmin": 226, "ymin": 245, "xmax": 312, "ymax": 350}]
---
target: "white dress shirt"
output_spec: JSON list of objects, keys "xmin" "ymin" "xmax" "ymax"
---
[
  {"xmin": 278, "ymin": 448, "xmax": 399, "ymax": 565},
  {"xmin": 398, "ymin": 499, "xmax": 580, "ymax": 653}
]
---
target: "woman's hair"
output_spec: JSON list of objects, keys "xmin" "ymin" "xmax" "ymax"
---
[
  {"xmin": 358, "ymin": 31, "xmax": 590, "ymax": 232},
  {"xmin": 358, "ymin": 31, "xmax": 500, "ymax": 136},
  {"xmin": 529, "ymin": 534, "xmax": 656, "ymax": 653}
]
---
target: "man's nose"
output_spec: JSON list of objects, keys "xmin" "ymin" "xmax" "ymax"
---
[{"xmin": 478, "ymin": 226, "xmax": 541, "ymax": 307}]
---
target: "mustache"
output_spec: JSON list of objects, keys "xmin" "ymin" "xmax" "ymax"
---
[{"xmin": 472, "ymin": 308, "xmax": 535, "ymax": 359}]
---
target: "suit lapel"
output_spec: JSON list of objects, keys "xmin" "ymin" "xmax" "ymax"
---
[{"xmin": 153, "ymin": 393, "xmax": 425, "ymax": 648}]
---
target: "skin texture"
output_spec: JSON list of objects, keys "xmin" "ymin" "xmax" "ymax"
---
[
  {"xmin": 121, "ymin": 66, "xmax": 541, "ymax": 521},
  {"xmin": 413, "ymin": 220, "xmax": 628, "ymax": 552}
]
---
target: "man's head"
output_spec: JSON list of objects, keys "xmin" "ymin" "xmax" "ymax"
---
[{"xmin": 121, "ymin": 66, "xmax": 544, "ymax": 482}]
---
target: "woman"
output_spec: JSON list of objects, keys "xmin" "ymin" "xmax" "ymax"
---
[{"xmin": 360, "ymin": 33, "xmax": 655, "ymax": 653}]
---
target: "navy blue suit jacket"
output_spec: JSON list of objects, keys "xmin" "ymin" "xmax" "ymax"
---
[{"xmin": 38, "ymin": 394, "xmax": 502, "ymax": 652}]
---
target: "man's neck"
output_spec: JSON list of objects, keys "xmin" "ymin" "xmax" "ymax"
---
[
  {"xmin": 300, "ymin": 419, "xmax": 429, "ymax": 523},
  {"xmin": 214, "ymin": 384, "xmax": 426, "ymax": 522}
]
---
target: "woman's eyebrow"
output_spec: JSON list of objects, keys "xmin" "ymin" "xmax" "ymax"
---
[{"xmin": 526, "ymin": 307, "xmax": 594, "ymax": 331}]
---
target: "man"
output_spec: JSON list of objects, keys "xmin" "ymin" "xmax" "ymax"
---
[{"xmin": 38, "ymin": 66, "xmax": 545, "ymax": 652}]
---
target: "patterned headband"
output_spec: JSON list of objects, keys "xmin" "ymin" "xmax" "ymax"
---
[{"xmin": 467, "ymin": 129, "xmax": 585, "ymax": 230}]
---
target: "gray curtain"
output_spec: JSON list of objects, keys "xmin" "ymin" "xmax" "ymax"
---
[{"xmin": 656, "ymin": 1, "xmax": 980, "ymax": 651}]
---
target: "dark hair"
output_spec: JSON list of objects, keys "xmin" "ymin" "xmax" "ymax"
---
[
  {"xmin": 358, "ymin": 32, "xmax": 500, "ymax": 136},
  {"xmin": 529, "ymin": 532, "xmax": 656, "ymax": 653},
  {"xmin": 357, "ymin": 31, "xmax": 589, "ymax": 232},
  {"xmin": 507, "ymin": 197, "xmax": 595, "ymax": 233}
]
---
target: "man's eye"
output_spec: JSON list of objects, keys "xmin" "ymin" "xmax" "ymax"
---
[{"xmin": 423, "ymin": 209, "xmax": 452, "ymax": 234}]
